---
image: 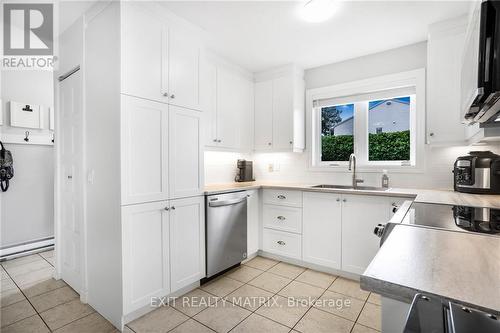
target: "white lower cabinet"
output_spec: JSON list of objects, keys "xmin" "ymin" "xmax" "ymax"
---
[
  {"xmin": 341, "ymin": 195, "xmax": 403, "ymax": 274},
  {"xmin": 263, "ymin": 229, "xmax": 302, "ymax": 260},
  {"xmin": 302, "ymin": 192, "xmax": 342, "ymax": 269},
  {"xmin": 169, "ymin": 196, "xmax": 205, "ymax": 293},
  {"xmin": 247, "ymin": 190, "xmax": 260, "ymax": 256},
  {"xmin": 122, "ymin": 201, "xmax": 170, "ymax": 314},
  {"xmin": 122, "ymin": 196, "xmax": 204, "ymax": 314}
]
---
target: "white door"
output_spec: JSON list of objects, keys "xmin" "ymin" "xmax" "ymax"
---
[
  {"xmin": 59, "ymin": 69, "xmax": 84, "ymax": 294},
  {"xmin": 168, "ymin": 105, "xmax": 203, "ymax": 199},
  {"xmin": 254, "ymin": 80, "xmax": 273, "ymax": 150},
  {"xmin": 200, "ymin": 59, "xmax": 218, "ymax": 146},
  {"xmin": 247, "ymin": 190, "xmax": 259, "ymax": 256},
  {"xmin": 122, "ymin": 201, "xmax": 170, "ymax": 314},
  {"xmin": 341, "ymin": 195, "xmax": 397, "ymax": 274},
  {"xmin": 121, "ymin": 95, "xmax": 169, "ymax": 205},
  {"xmin": 169, "ymin": 196, "xmax": 205, "ymax": 292},
  {"xmin": 302, "ymin": 192, "xmax": 342, "ymax": 269},
  {"xmin": 121, "ymin": 2, "xmax": 168, "ymax": 103},
  {"xmin": 168, "ymin": 27, "xmax": 201, "ymax": 111},
  {"xmin": 272, "ymin": 76, "xmax": 293, "ymax": 150},
  {"xmin": 216, "ymin": 68, "xmax": 241, "ymax": 149}
]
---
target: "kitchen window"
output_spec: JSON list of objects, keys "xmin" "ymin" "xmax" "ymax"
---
[{"xmin": 308, "ymin": 69, "xmax": 425, "ymax": 171}]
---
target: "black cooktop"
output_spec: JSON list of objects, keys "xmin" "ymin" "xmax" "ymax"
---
[{"xmin": 403, "ymin": 202, "xmax": 500, "ymax": 236}]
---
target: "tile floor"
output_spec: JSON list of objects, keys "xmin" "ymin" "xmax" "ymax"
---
[{"xmin": 1, "ymin": 253, "xmax": 381, "ymax": 333}]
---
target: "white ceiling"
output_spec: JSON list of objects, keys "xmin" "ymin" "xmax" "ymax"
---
[{"xmin": 162, "ymin": 1, "xmax": 471, "ymax": 72}]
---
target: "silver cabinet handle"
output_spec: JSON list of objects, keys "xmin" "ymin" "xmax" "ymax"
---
[
  {"xmin": 289, "ymin": 141, "xmax": 293, "ymax": 144},
  {"xmin": 277, "ymin": 241, "xmax": 286, "ymax": 246},
  {"xmin": 213, "ymin": 139, "xmax": 217, "ymax": 142},
  {"xmin": 164, "ymin": 207, "xmax": 170, "ymax": 211},
  {"xmin": 268, "ymin": 142, "xmax": 272, "ymax": 146},
  {"xmin": 171, "ymin": 206, "xmax": 176, "ymax": 210},
  {"xmin": 277, "ymin": 195, "xmax": 286, "ymax": 200},
  {"xmin": 217, "ymin": 139, "xmax": 222, "ymax": 143},
  {"xmin": 170, "ymin": 94, "xmax": 175, "ymax": 99},
  {"xmin": 67, "ymin": 175, "xmax": 72, "ymax": 179},
  {"xmin": 277, "ymin": 216, "xmax": 286, "ymax": 221},
  {"xmin": 336, "ymin": 198, "xmax": 340, "ymax": 202},
  {"xmin": 342, "ymin": 199, "xmax": 347, "ymax": 202},
  {"xmin": 163, "ymin": 92, "xmax": 169, "ymax": 97}
]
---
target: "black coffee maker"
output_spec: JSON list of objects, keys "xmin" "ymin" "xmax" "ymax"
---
[{"xmin": 235, "ymin": 159, "xmax": 254, "ymax": 182}]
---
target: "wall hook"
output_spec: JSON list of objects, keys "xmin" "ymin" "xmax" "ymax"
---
[{"xmin": 24, "ymin": 131, "xmax": 30, "ymax": 142}]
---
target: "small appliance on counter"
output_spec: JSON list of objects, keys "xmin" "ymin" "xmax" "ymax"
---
[
  {"xmin": 235, "ymin": 159, "xmax": 255, "ymax": 182},
  {"xmin": 453, "ymin": 151, "xmax": 500, "ymax": 194},
  {"xmin": 404, "ymin": 293, "xmax": 500, "ymax": 333}
]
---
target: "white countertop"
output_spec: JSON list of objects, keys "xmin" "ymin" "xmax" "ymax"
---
[
  {"xmin": 204, "ymin": 182, "xmax": 500, "ymax": 208},
  {"xmin": 361, "ymin": 224, "xmax": 500, "ymax": 314}
]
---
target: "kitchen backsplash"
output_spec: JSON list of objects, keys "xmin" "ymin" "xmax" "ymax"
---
[{"xmin": 205, "ymin": 144, "xmax": 500, "ymax": 190}]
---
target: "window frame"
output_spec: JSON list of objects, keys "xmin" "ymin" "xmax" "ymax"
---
[{"xmin": 307, "ymin": 69, "xmax": 426, "ymax": 173}]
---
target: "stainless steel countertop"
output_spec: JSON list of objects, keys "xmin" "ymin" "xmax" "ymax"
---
[{"xmin": 361, "ymin": 224, "xmax": 500, "ymax": 315}]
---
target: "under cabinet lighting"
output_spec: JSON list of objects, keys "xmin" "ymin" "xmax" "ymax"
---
[{"xmin": 297, "ymin": 0, "xmax": 340, "ymax": 23}]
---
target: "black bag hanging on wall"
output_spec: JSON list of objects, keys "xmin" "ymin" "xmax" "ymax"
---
[{"xmin": 0, "ymin": 141, "xmax": 14, "ymax": 192}]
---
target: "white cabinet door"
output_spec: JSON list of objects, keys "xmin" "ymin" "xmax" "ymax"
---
[
  {"xmin": 216, "ymin": 68, "xmax": 241, "ymax": 149},
  {"xmin": 427, "ymin": 20, "xmax": 466, "ymax": 144},
  {"xmin": 169, "ymin": 196, "xmax": 205, "ymax": 292},
  {"xmin": 238, "ymin": 77, "xmax": 255, "ymax": 151},
  {"xmin": 169, "ymin": 27, "xmax": 201, "ymax": 111},
  {"xmin": 122, "ymin": 201, "xmax": 170, "ymax": 314},
  {"xmin": 341, "ymin": 195, "xmax": 396, "ymax": 274},
  {"xmin": 168, "ymin": 105, "xmax": 203, "ymax": 199},
  {"xmin": 302, "ymin": 192, "xmax": 342, "ymax": 269},
  {"xmin": 200, "ymin": 59, "xmax": 218, "ymax": 146},
  {"xmin": 121, "ymin": 2, "xmax": 167, "ymax": 103},
  {"xmin": 121, "ymin": 95, "xmax": 168, "ymax": 205},
  {"xmin": 254, "ymin": 80, "xmax": 273, "ymax": 150},
  {"xmin": 247, "ymin": 190, "xmax": 260, "ymax": 256},
  {"xmin": 272, "ymin": 76, "xmax": 294, "ymax": 150}
]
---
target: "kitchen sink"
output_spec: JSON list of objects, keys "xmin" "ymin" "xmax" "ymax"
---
[{"xmin": 311, "ymin": 184, "xmax": 390, "ymax": 191}]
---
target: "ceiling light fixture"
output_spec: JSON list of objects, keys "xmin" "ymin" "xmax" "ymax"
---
[{"xmin": 298, "ymin": 0, "xmax": 340, "ymax": 23}]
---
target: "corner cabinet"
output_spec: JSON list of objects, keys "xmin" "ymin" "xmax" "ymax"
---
[{"xmin": 254, "ymin": 66, "xmax": 305, "ymax": 152}]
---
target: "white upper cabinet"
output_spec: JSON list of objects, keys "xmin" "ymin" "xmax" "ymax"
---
[
  {"xmin": 169, "ymin": 196, "xmax": 204, "ymax": 293},
  {"xmin": 168, "ymin": 106, "xmax": 203, "ymax": 199},
  {"xmin": 121, "ymin": 95, "xmax": 169, "ymax": 205},
  {"xmin": 121, "ymin": 2, "xmax": 167, "ymax": 103},
  {"xmin": 201, "ymin": 56, "xmax": 254, "ymax": 150},
  {"xmin": 302, "ymin": 192, "xmax": 342, "ymax": 269},
  {"xmin": 254, "ymin": 66, "xmax": 305, "ymax": 152},
  {"xmin": 254, "ymin": 80, "xmax": 274, "ymax": 150},
  {"xmin": 168, "ymin": 27, "xmax": 201, "ymax": 111},
  {"xmin": 427, "ymin": 17, "xmax": 467, "ymax": 144},
  {"xmin": 121, "ymin": 2, "xmax": 201, "ymax": 110}
]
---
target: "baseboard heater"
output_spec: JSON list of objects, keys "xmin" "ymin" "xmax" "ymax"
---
[{"xmin": 0, "ymin": 237, "xmax": 54, "ymax": 261}]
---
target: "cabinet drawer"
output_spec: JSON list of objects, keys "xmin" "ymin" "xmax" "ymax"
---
[
  {"xmin": 262, "ymin": 229, "xmax": 302, "ymax": 260},
  {"xmin": 263, "ymin": 204, "xmax": 302, "ymax": 234},
  {"xmin": 263, "ymin": 189, "xmax": 302, "ymax": 207}
]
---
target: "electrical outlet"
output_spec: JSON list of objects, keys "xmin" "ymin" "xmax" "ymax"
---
[{"xmin": 268, "ymin": 163, "xmax": 274, "ymax": 172}]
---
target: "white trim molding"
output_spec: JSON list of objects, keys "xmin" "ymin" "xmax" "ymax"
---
[{"xmin": 306, "ymin": 68, "xmax": 426, "ymax": 173}]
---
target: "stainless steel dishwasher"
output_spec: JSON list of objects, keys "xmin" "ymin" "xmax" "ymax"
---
[{"xmin": 206, "ymin": 191, "xmax": 247, "ymax": 278}]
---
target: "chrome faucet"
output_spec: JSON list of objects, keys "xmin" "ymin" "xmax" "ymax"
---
[{"xmin": 348, "ymin": 153, "xmax": 364, "ymax": 188}]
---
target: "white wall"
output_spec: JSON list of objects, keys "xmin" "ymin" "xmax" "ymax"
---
[
  {"xmin": 0, "ymin": 70, "xmax": 54, "ymax": 248},
  {"xmin": 204, "ymin": 151, "xmax": 252, "ymax": 184}
]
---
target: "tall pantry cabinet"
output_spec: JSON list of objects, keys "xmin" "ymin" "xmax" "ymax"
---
[{"xmin": 81, "ymin": 1, "xmax": 204, "ymax": 329}]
